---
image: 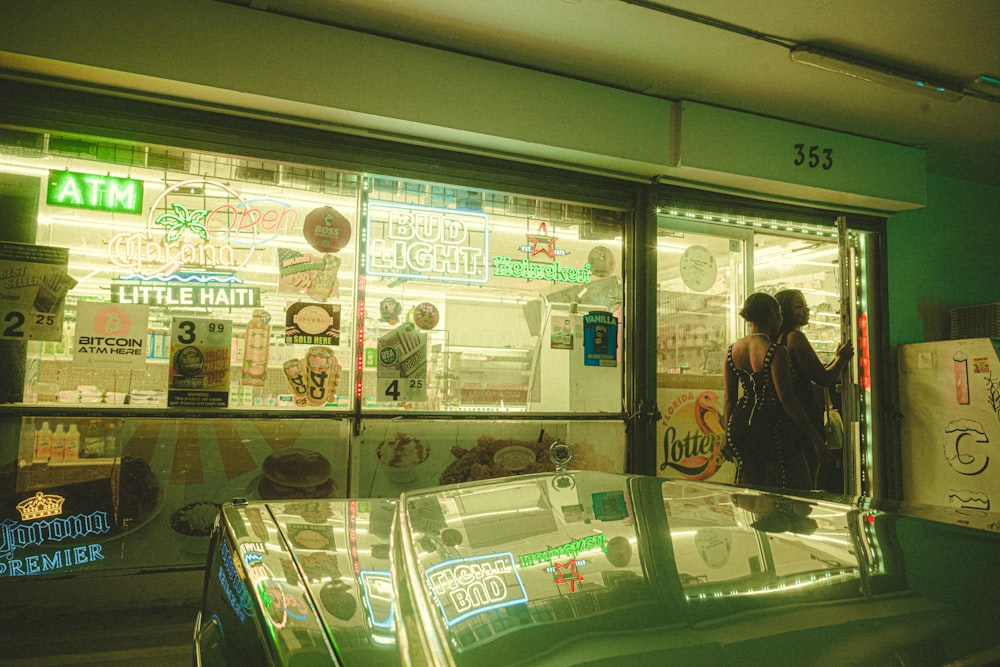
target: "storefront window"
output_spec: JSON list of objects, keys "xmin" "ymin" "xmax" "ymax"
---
[
  {"xmin": 0, "ymin": 137, "xmax": 357, "ymax": 409},
  {"xmin": 0, "ymin": 126, "xmax": 629, "ymax": 577},
  {"xmin": 0, "ymin": 130, "xmax": 626, "ymax": 414},
  {"xmin": 359, "ymin": 176, "xmax": 625, "ymax": 413}
]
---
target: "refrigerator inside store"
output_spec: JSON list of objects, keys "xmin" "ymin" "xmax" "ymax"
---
[
  {"xmin": 897, "ymin": 337, "xmax": 1000, "ymax": 510},
  {"xmin": 654, "ymin": 209, "xmax": 845, "ymax": 484}
]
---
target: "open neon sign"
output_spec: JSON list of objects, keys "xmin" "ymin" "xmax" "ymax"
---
[{"xmin": 106, "ymin": 179, "xmax": 305, "ymax": 274}]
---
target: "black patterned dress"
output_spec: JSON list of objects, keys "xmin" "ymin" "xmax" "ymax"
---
[{"xmin": 725, "ymin": 342, "xmax": 794, "ymax": 487}]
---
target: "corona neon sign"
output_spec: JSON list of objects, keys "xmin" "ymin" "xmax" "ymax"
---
[
  {"xmin": 105, "ymin": 179, "xmax": 303, "ymax": 275},
  {"xmin": 0, "ymin": 492, "xmax": 111, "ymax": 577}
]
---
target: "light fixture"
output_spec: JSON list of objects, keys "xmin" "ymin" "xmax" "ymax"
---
[{"xmin": 789, "ymin": 46, "xmax": 963, "ymax": 102}]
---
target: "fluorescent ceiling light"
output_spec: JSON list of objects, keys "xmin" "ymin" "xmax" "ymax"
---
[{"xmin": 789, "ymin": 46, "xmax": 963, "ymax": 102}]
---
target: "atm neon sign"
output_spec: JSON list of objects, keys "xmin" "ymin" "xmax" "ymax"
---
[{"xmin": 47, "ymin": 170, "xmax": 143, "ymax": 214}]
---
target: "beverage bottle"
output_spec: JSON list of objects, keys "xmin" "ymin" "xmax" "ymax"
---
[
  {"xmin": 82, "ymin": 420, "xmax": 104, "ymax": 458},
  {"xmin": 241, "ymin": 309, "xmax": 271, "ymax": 386},
  {"xmin": 64, "ymin": 423, "xmax": 80, "ymax": 460},
  {"xmin": 51, "ymin": 424, "xmax": 66, "ymax": 461},
  {"xmin": 104, "ymin": 420, "xmax": 118, "ymax": 458},
  {"xmin": 33, "ymin": 421, "xmax": 53, "ymax": 462}
]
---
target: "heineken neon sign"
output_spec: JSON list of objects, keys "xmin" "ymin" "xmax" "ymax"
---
[
  {"xmin": 493, "ymin": 256, "xmax": 592, "ymax": 284},
  {"xmin": 494, "ymin": 221, "xmax": 590, "ymax": 284},
  {"xmin": 47, "ymin": 170, "xmax": 143, "ymax": 214}
]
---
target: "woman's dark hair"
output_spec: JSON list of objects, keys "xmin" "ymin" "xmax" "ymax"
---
[
  {"xmin": 773, "ymin": 289, "xmax": 803, "ymax": 333},
  {"xmin": 739, "ymin": 292, "xmax": 781, "ymax": 327}
]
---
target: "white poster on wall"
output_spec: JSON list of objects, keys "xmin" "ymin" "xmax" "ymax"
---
[{"xmin": 73, "ymin": 302, "xmax": 149, "ymax": 371}]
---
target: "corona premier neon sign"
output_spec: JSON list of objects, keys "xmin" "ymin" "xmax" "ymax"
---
[{"xmin": 0, "ymin": 492, "xmax": 111, "ymax": 577}]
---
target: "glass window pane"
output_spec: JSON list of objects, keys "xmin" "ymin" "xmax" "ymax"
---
[
  {"xmin": 752, "ymin": 233, "xmax": 842, "ymax": 363},
  {"xmin": 360, "ymin": 177, "xmax": 626, "ymax": 414}
]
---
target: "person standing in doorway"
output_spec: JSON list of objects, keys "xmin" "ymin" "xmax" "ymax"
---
[
  {"xmin": 724, "ymin": 293, "xmax": 825, "ymax": 490},
  {"xmin": 774, "ymin": 289, "xmax": 854, "ymax": 491}
]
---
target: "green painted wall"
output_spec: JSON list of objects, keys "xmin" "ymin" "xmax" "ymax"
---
[{"xmin": 887, "ymin": 174, "xmax": 1000, "ymax": 345}]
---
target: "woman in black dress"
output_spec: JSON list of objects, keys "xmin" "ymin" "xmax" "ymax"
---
[
  {"xmin": 724, "ymin": 292, "xmax": 825, "ymax": 489},
  {"xmin": 774, "ymin": 289, "xmax": 854, "ymax": 490}
]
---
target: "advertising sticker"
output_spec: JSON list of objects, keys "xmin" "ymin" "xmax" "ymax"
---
[
  {"xmin": 167, "ymin": 316, "xmax": 232, "ymax": 408},
  {"xmin": 285, "ymin": 302, "xmax": 340, "ymax": 346},
  {"xmin": 73, "ymin": 302, "xmax": 149, "ymax": 371},
  {"xmin": 583, "ymin": 311, "xmax": 618, "ymax": 367},
  {"xmin": 0, "ymin": 241, "xmax": 76, "ymax": 341},
  {"xmin": 550, "ymin": 315, "xmax": 574, "ymax": 350},
  {"xmin": 377, "ymin": 322, "xmax": 427, "ymax": 403}
]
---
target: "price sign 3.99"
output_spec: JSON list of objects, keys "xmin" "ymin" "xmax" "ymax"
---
[{"xmin": 168, "ymin": 316, "xmax": 233, "ymax": 408}]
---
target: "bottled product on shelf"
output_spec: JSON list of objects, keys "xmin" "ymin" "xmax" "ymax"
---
[
  {"xmin": 64, "ymin": 423, "xmax": 80, "ymax": 460},
  {"xmin": 242, "ymin": 309, "xmax": 271, "ymax": 386},
  {"xmin": 51, "ymin": 423, "xmax": 66, "ymax": 461},
  {"xmin": 81, "ymin": 420, "xmax": 105, "ymax": 458},
  {"xmin": 33, "ymin": 421, "xmax": 53, "ymax": 462}
]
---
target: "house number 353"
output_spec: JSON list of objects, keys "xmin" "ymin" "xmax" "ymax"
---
[{"xmin": 793, "ymin": 144, "xmax": 833, "ymax": 170}]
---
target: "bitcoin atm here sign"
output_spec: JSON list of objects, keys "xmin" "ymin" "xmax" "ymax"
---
[{"xmin": 72, "ymin": 302, "xmax": 149, "ymax": 371}]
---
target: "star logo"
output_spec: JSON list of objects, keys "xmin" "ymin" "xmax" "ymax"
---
[
  {"xmin": 554, "ymin": 558, "xmax": 584, "ymax": 593},
  {"xmin": 527, "ymin": 221, "xmax": 559, "ymax": 258}
]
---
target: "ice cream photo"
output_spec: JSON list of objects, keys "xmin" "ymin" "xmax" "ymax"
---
[{"xmin": 376, "ymin": 433, "xmax": 430, "ymax": 483}]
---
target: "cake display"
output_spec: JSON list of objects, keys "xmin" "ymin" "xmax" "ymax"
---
[
  {"xmin": 439, "ymin": 435, "xmax": 614, "ymax": 485},
  {"xmin": 258, "ymin": 448, "xmax": 335, "ymax": 499},
  {"xmin": 114, "ymin": 456, "xmax": 162, "ymax": 527},
  {"xmin": 170, "ymin": 501, "xmax": 221, "ymax": 538}
]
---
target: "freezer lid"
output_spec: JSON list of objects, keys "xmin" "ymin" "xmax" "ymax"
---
[
  {"xmin": 219, "ymin": 498, "xmax": 401, "ymax": 666},
  {"xmin": 390, "ymin": 470, "xmax": 1000, "ymax": 666}
]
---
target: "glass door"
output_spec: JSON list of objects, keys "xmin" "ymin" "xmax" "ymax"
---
[
  {"xmin": 654, "ymin": 216, "xmax": 748, "ymax": 482},
  {"xmin": 654, "ymin": 206, "xmax": 849, "ymax": 489}
]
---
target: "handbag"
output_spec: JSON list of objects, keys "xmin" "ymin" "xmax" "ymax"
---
[{"xmin": 823, "ymin": 386, "xmax": 845, "ymax": 450}]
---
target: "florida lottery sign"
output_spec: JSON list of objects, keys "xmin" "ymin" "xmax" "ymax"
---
[{"xmin": 656, "ymin": 387, "xmax": 734, "ymax": 483}]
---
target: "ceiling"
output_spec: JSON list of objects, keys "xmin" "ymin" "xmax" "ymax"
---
[{"xmin": 221, "ymin": 0, "xmax": 1000, "ymax": 189}]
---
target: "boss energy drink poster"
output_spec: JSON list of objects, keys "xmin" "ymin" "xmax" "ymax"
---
[
  {"xmin": 167, "ymin": 316, "xmax": 232, "ymax": 408},
  {"xmin": 656, "ymin": 386, "xmax": 734, "ymax": 483}
]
